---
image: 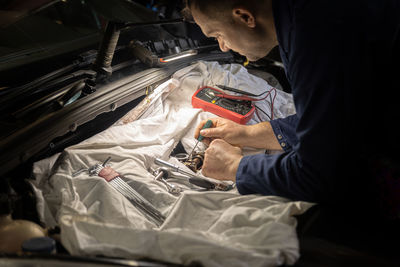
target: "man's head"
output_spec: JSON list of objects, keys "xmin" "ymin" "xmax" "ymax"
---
[{"xmin": 183, "ymin": 0, "xmax": 277, "ymax": 61}]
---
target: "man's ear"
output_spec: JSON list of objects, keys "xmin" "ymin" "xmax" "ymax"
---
[{"xmin": 232, "ymin": 7, "xmax": 256, "ymax": 28}]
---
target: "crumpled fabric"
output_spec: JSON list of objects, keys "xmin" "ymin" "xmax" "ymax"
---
[{"xmin": 31, "ymin": 61, "xmax": 313, "ymax": 267}]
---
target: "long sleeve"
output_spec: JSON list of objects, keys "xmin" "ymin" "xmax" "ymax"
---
[
  {"xmin": 236, "ymin": 0, "xmax": 400, "ymax": 203},
  {"xmin": 269, "ymin": 114, "xmax": 299, "ymax": 151}
]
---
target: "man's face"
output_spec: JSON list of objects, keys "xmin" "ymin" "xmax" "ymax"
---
[{"xmin": 191, "ymin": 5, "xmax": 277, "ymax": 61}]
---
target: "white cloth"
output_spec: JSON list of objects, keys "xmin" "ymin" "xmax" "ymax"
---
[{"xmin": 31, "ymin": 61, "xmax": 313, "ymax": 267}]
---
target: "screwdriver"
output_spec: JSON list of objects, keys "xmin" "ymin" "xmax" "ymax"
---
[
  {"xmin": 188, "ymin": 119, "xmax": 213, "ymax": 159},
  {"xmin": 154, "ymin": 158, "xmax": 216, "ymax": 190}
]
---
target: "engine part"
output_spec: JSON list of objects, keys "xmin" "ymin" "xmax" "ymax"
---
[{"xmin": 185, "ymin": 152, "xmax": 204, "ymax": 172}]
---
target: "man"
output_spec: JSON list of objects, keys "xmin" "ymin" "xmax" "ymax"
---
[{"xmin": 184, "ymin": 0, "xmax": 400, "ymax": 221}]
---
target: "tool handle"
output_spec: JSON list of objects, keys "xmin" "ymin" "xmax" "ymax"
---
[
  {"xmin": 189, "ymin": 177, "xmax": 215, "ymax": 190},
  {"xmin": 198, "ymin": 119, "xmax": 213, "ymax": 142}
]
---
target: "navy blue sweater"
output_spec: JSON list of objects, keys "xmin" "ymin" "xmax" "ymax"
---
[{"xmin": 236, "ymin": 0, "xmax": 400, "ymax": 204}]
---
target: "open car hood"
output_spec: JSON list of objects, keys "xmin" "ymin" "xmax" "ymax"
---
[
  {"xmin": 0, "ymin": 0, "xmax": 159, "ymax": 72},
  {"xmin": 0, "ymin": 0, "xmax": 155, "ymax": 26},
  {"xmin": 0, "ymin": 0, "xmax": 236, "ymax": 178}
]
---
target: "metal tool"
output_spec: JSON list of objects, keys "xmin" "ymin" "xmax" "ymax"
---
[
  {"xmin": 153, "ymin": 167, "xmax": 182, "ymax": 195},
  {"xmin": 73, "ymin": 157, "xmax": 165, "ymax": 227},
  {"xmin": 188, "ymin": 119, "xmax": 213, "ymax": 160},
  {"xmin": 154, "ymin": 158, "xmax": 232, "ymax": 191},
  {"xmin": 176, "ymin": 151, "xmax": 204, "ymax": 172}
]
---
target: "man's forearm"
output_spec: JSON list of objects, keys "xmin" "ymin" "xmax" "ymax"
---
[{"xmin": 245, "ymin": 122, "xmax": 282, "ymax": 150}]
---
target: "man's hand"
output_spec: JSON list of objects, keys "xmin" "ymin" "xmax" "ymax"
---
[
  {"xmin": 194, "ymin": 117, "xmax": 283, "ymax": 150},
  {"xmin": 201, "ymin": 139, "xmax": 243, "ymax": 182},
  {"xmin": 194, "ymin": 117, "xmax": 247, "ymax": 146}
]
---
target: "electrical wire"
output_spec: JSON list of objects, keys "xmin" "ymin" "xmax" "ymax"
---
[
  {"xmin": 254, "ymin": 87, "xmax": 277, "ymax": 121},
  {"xmin": 269, "ymin": 87, "xmax": 277, "ymax": 120},
  {"xmin": 255, "ymin": 105, "xmax": 272, "ymax": 121},
  {"xmin": 207, "ymin": 85, "xmax": 278, "ymax": 121}
]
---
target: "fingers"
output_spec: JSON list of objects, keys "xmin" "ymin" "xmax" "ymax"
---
[
  {"xmin": 194, "ymin": 117, "xmax": 220, "ymax": 139},
  {"xmin": 194, "ymin": 119, "xmax": 208, "ymax": 139},
  {"xmin": 200, "ymin": 127, "xmax": 223, "ymax": 138},
  {"xmin": 201, "ymin": 139, "xmax": 242, "ymax": 181},
  {"xmin": 202, "ymin": 140, "xmax": 223, "ymax": 178},
  {"xmin": 204, "ymin": 139, "xmax": 242, "ymax": 161},
  {"xmin": 208, "ymin": 139, "xmax": 242, "ymax": 154},
  {"xmin": 201, "ymin": 137, "xmax": 213, "ymax": 146}
]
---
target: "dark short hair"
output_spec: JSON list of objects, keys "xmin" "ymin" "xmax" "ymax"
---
[{"xmin": 181, "ymin": 0, "xmax": 241, "ymax": 22}]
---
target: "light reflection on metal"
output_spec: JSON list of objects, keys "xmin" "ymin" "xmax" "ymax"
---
[{"xmin": 159, "ymin": 49, "xmax": 198, "ymax": 63}]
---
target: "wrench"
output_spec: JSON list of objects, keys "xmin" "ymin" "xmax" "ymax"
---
[{"xmin": 154, "ymin": 168, "xmax": 182, "ymax": 195}]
